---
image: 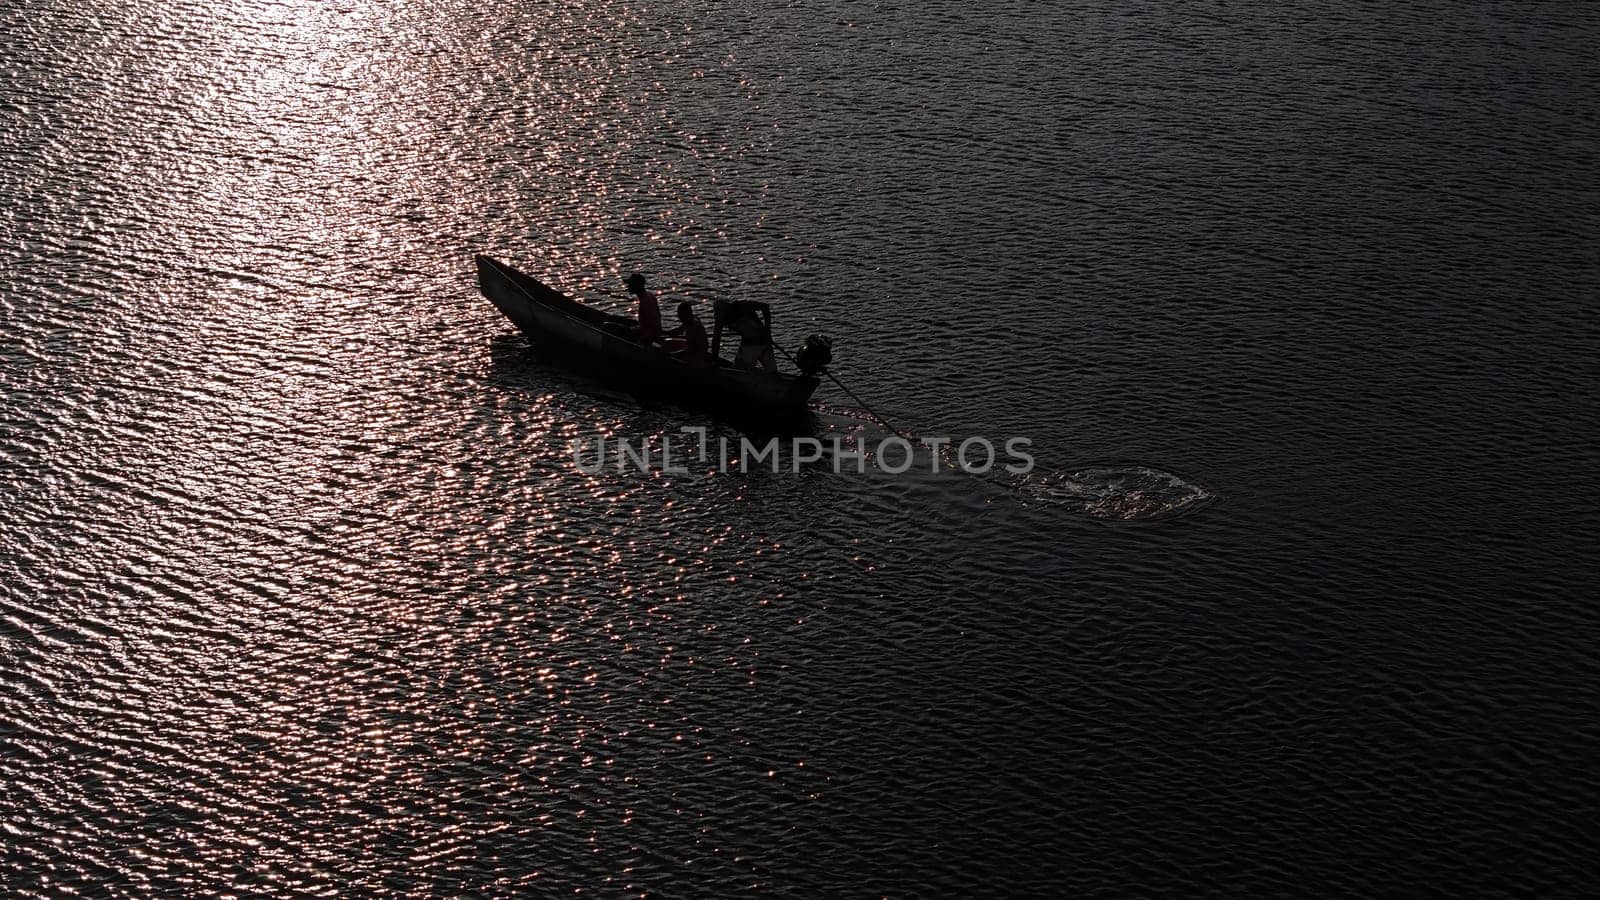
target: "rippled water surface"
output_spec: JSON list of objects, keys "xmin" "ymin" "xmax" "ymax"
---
[{"xmin": 3, "ymin": 1, "xmax": 1597, "ymax": 895}]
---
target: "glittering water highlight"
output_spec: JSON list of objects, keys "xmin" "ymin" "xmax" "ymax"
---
[{"xmin": 3, "ymin": 0, "xmax": 1597, "ymax": 896}]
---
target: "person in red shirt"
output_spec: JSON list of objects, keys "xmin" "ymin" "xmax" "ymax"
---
[
  {"xmin": 626, "ymin": 273, "xmax": 662, "ymax": 344},
  {"xmin": 664, "ymin": 301, "xmax": 712, "ymax": 366}
]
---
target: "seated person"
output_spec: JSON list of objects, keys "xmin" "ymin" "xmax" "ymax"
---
[
  {"xmin": 664, "ymin": 300, "xmax": 711, "ymax": 366},
  {"xmin": 716, "ymin": 299, "xmax": 778, "ymax": 371},
  {"xmin": 626, "ymin": 272, "xmax": 662, "ymax": 344}
]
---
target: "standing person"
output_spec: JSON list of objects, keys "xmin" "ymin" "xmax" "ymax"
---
[
  {"xmin": 718, "ymin": 299, "xmax": 777, "ymax": 371},
  {"xmin": 664, "ymin": 301, "xmax": 711, "ymax": 366},
  {"xmin": 626, "ymin": 273, "xmax": 662, "ymax": 344}
]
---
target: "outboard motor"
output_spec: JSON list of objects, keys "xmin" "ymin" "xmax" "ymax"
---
[{"xmin": 795, "ymin": 334, "xmax": 833, "ymax": 376}]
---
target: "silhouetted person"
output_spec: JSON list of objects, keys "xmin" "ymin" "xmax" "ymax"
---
[
  {"xmin": 626, "ymin": 272, "xmax": 662, "ymax": 344},
  {"xmin": 665, "ymin": 300, "xmax": 711, "ymax": 366},
  {"xmin": 716, "ymin": 299, "xmax": 777, "ymax": 371}
]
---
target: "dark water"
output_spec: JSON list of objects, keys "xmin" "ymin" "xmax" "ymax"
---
[{"xmin": 2, "ymin": 1, "xmax": 1597, "ymax": 895}]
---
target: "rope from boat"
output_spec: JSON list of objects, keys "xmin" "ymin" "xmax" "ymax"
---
[{"xmin": 776, "ymin": 344, "xmax": 910, "ymax": 442}]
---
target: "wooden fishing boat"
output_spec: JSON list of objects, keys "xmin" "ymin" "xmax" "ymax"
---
[{"xmin": 475, "ymin": 255, "xmax": 825, "ymax": 424}]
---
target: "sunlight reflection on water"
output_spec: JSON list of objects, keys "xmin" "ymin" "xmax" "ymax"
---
[{"xmin": 3, "ymin": 0, "xmax": 1597, "ymax": 895}]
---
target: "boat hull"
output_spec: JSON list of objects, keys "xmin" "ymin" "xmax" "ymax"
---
[{"xmin": 475, "ymin": 255, "xmax": 820, "ymax": 425}]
